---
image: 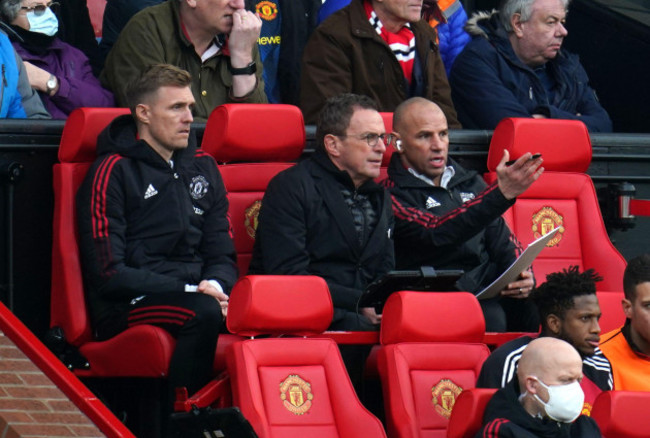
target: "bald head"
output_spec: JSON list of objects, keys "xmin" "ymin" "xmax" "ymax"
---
[
  {"xmin": 517, "ymin": 337, "xmax": 585, "ymax": 420},
  {"xmin": 391, "ymin": 97, "xmax": 449, "ymax": 185},
  {"xmin": 518, "ymin": 337, "xmax": 581, "ymax": 386},
  {"xmin": 393, "ymin": 97, "xmax": 445, "ymax": 133}
]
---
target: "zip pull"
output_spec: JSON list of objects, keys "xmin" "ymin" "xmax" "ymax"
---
[
  {"xmin": 529, "ymin": 87, "xmax": 533, "ymax": 100},
  {"xmin": 2, "ymin": 64, "xmax": 6, "ymax": 87}
]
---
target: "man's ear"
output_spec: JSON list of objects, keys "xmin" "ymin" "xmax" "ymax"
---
[
  {"xmin": 135, "ymin": 103, "xmax": 151, "ymax": 125},
  {"xmin": 323, "ymin": 134, "xmax": 341, "ymax": 158},
  {"xmin": 525, "ymin": 376, "xmax": 539, "ymax": 395},
  {"xmin": 391, "ymin": 132, "xmax": 404, "ymax": 153},
  {"xmin": 546, "ymin": 314, "xmax": 561, "ymax": 335},
  {"xmin": 511, "ymin": 13, "xmax": 524, "ymax": 38},
  {"xmin": 623, "ymin": 298, "xmax": 633, "ymax": 319}
]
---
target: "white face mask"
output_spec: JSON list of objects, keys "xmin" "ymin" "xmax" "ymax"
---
[
  {"xmin": 26, "ymin": 7, "xmax": 59, "ymax": 37},
  {"xmin": 532, "ymin": 377, "xmax": 584, "ymax": 423}
]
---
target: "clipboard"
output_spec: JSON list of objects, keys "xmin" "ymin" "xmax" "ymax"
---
[
  {"xmin": 358, "ymin": 266, "xmax": 464, "ymax": 312},
  {"xmin": 475, "ymin": 226, "xmax": 561, "ymax": 300}
]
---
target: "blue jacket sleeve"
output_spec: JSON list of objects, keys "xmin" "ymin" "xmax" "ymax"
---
[{"xmin": 437, "ymin": 5, "xmax": 471, "ymax": 76}]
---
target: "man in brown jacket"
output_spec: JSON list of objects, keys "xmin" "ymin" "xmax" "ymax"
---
[{"xmin": 299, "ymin": 0, "xmax": 460, "ymax": 126}]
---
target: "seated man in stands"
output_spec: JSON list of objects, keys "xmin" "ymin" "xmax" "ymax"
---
[
  {"xmin": 317, "ymin": 0, "xmax": 471, "ymax": 76},
  {"xmin": 449, "ymin": 0, "xmax": 612, "ymax": 132},
  {"xmin": 478, "ymin": 266, "xmax": 612, "ymax": 415},
  {"xmin": 478, "ymin": 337, "xmax": 601, "ymax": 437},
  {"xmin": 384, "ymin": 97, "xmax": 542, "ymax": 331},
  {"xmin": 77, "ymin": 64, "xmax": 238, "ymax": 402},
  {"xmin": 101, "ymin": 0, "xmax": 266, "ymax": 121},
  {"xmin": 299, "ymin": 0, "xmax": 460, "ymax": 126},
  {"xmin": 600, "ymin": 254, "xmax": 650, "ymax": 391},
  {"xmin": 249, "ymin": 93, "xmax": 394, "ymax": 384}
]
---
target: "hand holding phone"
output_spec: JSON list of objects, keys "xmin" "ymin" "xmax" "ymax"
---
[{"xmin": 505, "ymin": 153, "xmax": 542, "ymax": 167}]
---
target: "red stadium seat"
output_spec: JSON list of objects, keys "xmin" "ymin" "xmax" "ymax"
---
[
  {"xmin": 591, "ymin": 391, "xmax": 650, "ymax": 437},
  {"xmin": 485, "ymin": 118, "xmax": 626, "ymax": 289},
  {"xmin": 378, "ymin": 112, "xmax": 394, "ymax": 181},
  {"xmin": 446, "ymin": 388, "xmax": 497, "ymax": 438},
  {"xmin": 51, "ymin": 107, "xmax": 237, "ymax": 385},
  {"xmin": 226, "ymin": 275, "xmax": 387, "ymax": 438},
  {"xmin": 378, "ymin": 291, "xmax": 490, "ymax": 438},
  {"xmin": 596, "ymin": 291, "xmax": 626, "ymax": 334},
  {"xmin": 202, "ymin": 104, "xmax": 305, "ymax": 275}
]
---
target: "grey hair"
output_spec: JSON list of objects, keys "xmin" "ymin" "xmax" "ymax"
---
[
  {"xmin": 0, "ymin": 0, "xmax": 22, "ymax": 23},
  {"xmin": 499, "ymin": 0, "xmax": 570, "ymax": 32}
]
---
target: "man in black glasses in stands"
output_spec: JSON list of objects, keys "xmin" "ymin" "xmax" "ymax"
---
[{"xmin": 250, "ymin": 93, "xmax": 394, "ymax": 386}]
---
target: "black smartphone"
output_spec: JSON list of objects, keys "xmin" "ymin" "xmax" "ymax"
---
[{"xmin": 505, "ymin": 153, "xmax": 542, "ymax": 167}]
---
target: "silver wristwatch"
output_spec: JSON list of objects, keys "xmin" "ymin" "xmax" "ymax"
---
[{"xmin": 46, "ymin": 74, "xmax": 58, "ymax": 95}]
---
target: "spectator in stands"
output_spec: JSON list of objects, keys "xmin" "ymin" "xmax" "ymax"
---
[
  {"xmin": 101, "ymin": 0, "xmax": 266, "ymax": 121},
  {"xmin": 14, "ymin": 49, "xmax": 50, "ymax": 118},
  {"xmin": 77, "ymin": 65, "xmax": 237, "ymax": 401},
  {"xmin": 300, "ymin": 0, "xmax": 460, "ymax": 126},
  {"xmin": 449, "ymin": 0, "xmax": 612, "ymax": 132},
  {"xmin": 478, "ymin": 337, "xmax": 601, "ymax": 437},
  {"xmin": 252, "ymin": 0, "xmax": 321, "ymax": 104},
  {"xmin": 478, "ymin": 266, "xmax": 612, "ymax": 415},
  {"xmin": 99, "ymin": 0, "xmax": 318, "ymax": 105},
  {"xmin": 55, "ymin": 0, "xmax": 103, "ymax": 76},
  {"xmin": 600, "ymin": 254, "xmax": 650, "ymax": 391},
  {"xmin": 318, "ymin": 0, "xmax": 470, "ymax": 76},
  {"xmin": 98, "ymin": 0, "xmax": 162, "ymax": 65},
  {"xmin": 0, "ymin": 0, "xmax": 114, "ymax": 119},
  {"xmin": 384, "ymin": 97, "xmax": 542, "ymax": 331},
  {"xmin": 249, "ymin": 93, "xmax": 394, "ymax": 385},
  {"xmin": 0, "ymin": 28, "xmax": 26, "ymax": 117},
  {"xmin": 0, "ymin": 28, "xmax": 50, "ymax": 118}
]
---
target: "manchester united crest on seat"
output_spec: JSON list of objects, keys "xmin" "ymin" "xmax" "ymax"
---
[
  {"xmin": 280, "ymin": 375, "xmax": 313, "ymax": 415},
  {"xmin": 532, "ymin": 206, "xmax": 565, "ymax": 247},
  {"xmin": 244, "ymin": 200, "xmax": 262, "ymax": 239},
  {"xmin": 431, "ymin": 378, "xmax": 462, "ymax": 419}
]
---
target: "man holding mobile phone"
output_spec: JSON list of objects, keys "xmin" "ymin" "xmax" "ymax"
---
[{"xmin": 384, "ymin": 97, "xmax": 544, "ymax": 332}]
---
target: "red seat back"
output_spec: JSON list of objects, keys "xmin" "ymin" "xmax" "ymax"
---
[
  {"xmin": 378, "ymin": 292, "xmax": 490, "ymax": 438},
  {"xmin": 51, "ymin": 108, "xmax": 234, "ymax": 381},
  {"xmin": 202, "ymin": 104, "xmax": 305, "ymax": 275},
  {"xmin": 226, "ymin": 275, "xmax": 386, "ymax": 438},
  {"xmin": 485, "ymin": 118, "xmax": 626, "ymax": 289},
  {"xmin": 51, "ymin": 107, "xmax": 130, "ymax": 346},
  {"xmin": 446, "ymin": 388, "xmax": 497, "ymax": 438},
  {"xmin": 378, "ymin": 112, "xmax": 394, "ymax": 181},
  {"xmin": 596, "ymin": 291, "xmax": 626, "ymax": 336},
  {"xmin": 591, "ymin": 391, "xmax": 650, "ymax": 437}
]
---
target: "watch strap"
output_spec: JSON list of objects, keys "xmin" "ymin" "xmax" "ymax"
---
[{"xmin": 228, "ymin": 61, "xmax": 256, "ymax": 76}]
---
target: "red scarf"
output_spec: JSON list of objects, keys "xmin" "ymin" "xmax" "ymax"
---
[{"xmin": 364, "ymin": 0, "xmax": 416, "ymax": 84}]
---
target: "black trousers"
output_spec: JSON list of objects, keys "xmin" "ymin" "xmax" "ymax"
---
[
  {"xmin": 96, "ymin": 292, "xmax": 223, "ymax": 396},
  {"xmin": 480, "ymin": 296, "xmax": 540, "ymax": 332}
]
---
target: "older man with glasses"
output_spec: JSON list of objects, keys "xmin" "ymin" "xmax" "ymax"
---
[{"xmin": 249, "ymin": 93, "xmax": 394, "ymax": 388}]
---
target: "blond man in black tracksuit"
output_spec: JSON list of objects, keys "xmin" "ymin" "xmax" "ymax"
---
[{"xmin": 77, "ymin": 65, "xmax": 237, "ymax": 397}]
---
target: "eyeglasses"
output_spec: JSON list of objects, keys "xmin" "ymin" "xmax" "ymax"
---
[
  {"xmin": 20, "ymin": 1, "xmax": 59, "ymax": 15},
  {"xmin": 335, "ymin": 133, "xmax": 387, "ymax": 147}
]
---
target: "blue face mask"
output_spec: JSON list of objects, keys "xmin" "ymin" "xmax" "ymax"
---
[{"xmin": 26, "ymin": 7, "xmax": 59, "ymax": 37}]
